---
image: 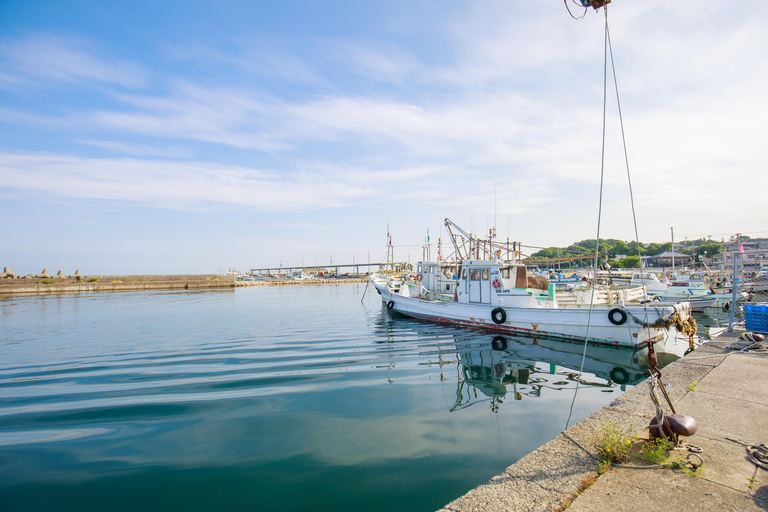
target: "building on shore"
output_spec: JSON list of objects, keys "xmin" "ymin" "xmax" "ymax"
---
[{"xmin": 641, "ymin": 250, "xmax": 693, "ymax": 269}]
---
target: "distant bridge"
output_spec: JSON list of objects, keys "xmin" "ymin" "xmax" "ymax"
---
[{"xmin": 249, "ymin": 262, "xmax": 409, "ymax": 276}]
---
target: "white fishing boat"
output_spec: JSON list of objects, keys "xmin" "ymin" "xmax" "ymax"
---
[
  {"xmin": 609, "ymin": 271, "xmax": 726, "ymax": 311},
  {"xmin": 650, "ymin": 280, "xmax": 718, "ymax": 311},
  {"xmin": 370, "ymin": 259, "xmax": 694, "ymax": 349}
]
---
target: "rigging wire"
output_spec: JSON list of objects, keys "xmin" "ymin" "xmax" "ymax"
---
[
  {"xmin": 565, "ymin": 4, "xmax": 662, "ymax": 431},
  {"xmin": 606, "ymin": 12, "xmax": 654, "ymax": 333},
  {"xmin": 565, "ymin": 6, "xmax": 610, "ymax": 431},
  {"xmin": 564, "ymin": 0, "xmax": 588, "ymax": 20}
]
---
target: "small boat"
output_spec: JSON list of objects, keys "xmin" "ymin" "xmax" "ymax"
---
[
  {"xmin": 651, "ymin": 295, "xmax": 718, "ymax": 312},
  {"xmin": 370, "ymin": 259, "xmax": 694, "ymax": 349}
]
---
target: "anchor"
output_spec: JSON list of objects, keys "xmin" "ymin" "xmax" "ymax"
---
[{"xmin": 644, "ymin": 338, "xmax": 697, "ymax": 443}]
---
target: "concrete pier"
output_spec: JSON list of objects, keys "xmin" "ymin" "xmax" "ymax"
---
[
  {"xmin": 0, "ymin": 274, "xmax": 237, "ymax": 295},
  {"xmin": 438, "ymin": 334, "xmax": 768, "ymax": 511},
  {"xmin": 0, "ymin": 275, "xmax": 368, "ymax": 296}
]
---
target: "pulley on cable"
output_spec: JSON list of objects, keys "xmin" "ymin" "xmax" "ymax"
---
[
  {"xmin": 579, "ymin": 0, "xmax": 611, "ymax": 9},
  {"xmin": 565, "ymin": 0, "xmax": 611, "ymax": 21}
]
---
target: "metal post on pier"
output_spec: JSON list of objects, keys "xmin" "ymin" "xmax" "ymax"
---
[{"xmin": 728, "ymin": 251, "xmax": 739, "ymax": 332}]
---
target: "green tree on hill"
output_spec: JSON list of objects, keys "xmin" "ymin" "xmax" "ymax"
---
[{"xmin": 643, "ymin": 242, "xmax": 672, "ymax": 256}]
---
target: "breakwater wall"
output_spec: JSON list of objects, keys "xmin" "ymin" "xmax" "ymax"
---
[
  {"xmin": 0, "ymin": 274, "xmax": 237, "ymax": 295},
  {"xmin": 0, "ymin": 275, "xmax": 368, "ymax": 296}
]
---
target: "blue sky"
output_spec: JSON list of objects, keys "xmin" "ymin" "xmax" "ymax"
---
[{"xmin": 1, "ymin": 0, "xmax": 766, "ymax": 275}]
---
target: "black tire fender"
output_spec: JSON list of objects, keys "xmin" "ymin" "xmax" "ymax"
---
[
  {"xmin": 610, "ymin": 367, "xmax": 630, "ymax": 384},
  {"xmin": 491, "ymin": 307, "xmax": 506, "ymax": 324},
  {"xmin": 491, "ymin": 336, "xmax": 507, "ymax": 350},
  {"xmin": 386, "ymin": 300, "xmax": 395, "ymax": 311},
  {"xmin": 608, "ymin": 307, "xmax": 627, "ymax": 326}
]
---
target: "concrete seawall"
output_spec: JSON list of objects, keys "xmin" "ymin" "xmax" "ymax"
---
[
  {"xmin": 438, "ymin": 333, "xmax": 767, "ymax": 511},
  {"xmin": 0, "ymin": 275, "xmax": 237, "ymax": 295},
  {"xmin": 0, "ymin": 275, "xmax": 368, "ymax": 296}
]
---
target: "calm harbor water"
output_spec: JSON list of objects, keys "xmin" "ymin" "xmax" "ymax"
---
[{"xmin": 0, "ymin": 284, "xmax": 693, "ymax": 511}]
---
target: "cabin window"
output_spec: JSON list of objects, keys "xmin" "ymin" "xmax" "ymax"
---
[
  {"xmin": 501, "ymin": 267, "xmax": 511, "ymax": 279},
  {"xmin": 482, "ymin": 269, "xmax": 489, "ymax": 280},
  {"xmin": 470, "ymin": 269, "xmax": 480, "ymax": 281},
  {"xmin": 462, "ymin": 269, "xmax": 468, "ymax": 280},
  {"xmin": 417, "ymin": 264, "xmax": 422, "ymax": 273}
]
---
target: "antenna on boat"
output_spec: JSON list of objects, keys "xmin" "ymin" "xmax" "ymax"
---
[
  {"xmin": 494, "ymin": 185, "xmax": 498, "ymax": 242},
  {"xmin": 470, "ymin": 199, "xmax": 474, "ymax": 238}
]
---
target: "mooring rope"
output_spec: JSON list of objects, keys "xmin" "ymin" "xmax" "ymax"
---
[
  {"xmin": 563, "ymin": 6, "xmax": 611, "ymax": 431},
  {"xmin": 726, "ymin": 438, "xmax": 768, "ymax": 470},
  {"xmin": 560, "ymin": 431, "xmax": 704, "ymax": 471},
  {"xmin": 606, "ymin": 15, "xmax": 655, "ymax": 337}
]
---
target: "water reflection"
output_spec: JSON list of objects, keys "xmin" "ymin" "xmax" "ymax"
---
[
  {"xmin": 373, "ymin": 307, "xmax": 681, "ymax": 414},
  {"xmin": 452, "ymin": 334, "xmax": 681, "ymax": 412}
]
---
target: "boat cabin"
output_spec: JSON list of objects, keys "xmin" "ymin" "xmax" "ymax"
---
[
  {"xmin": 455, "ymin": 260, "xmax": 544, "ymax": 307},
  {"xmin": 418, "ymin": 262, "xmax": 459, "ymax": 294}
]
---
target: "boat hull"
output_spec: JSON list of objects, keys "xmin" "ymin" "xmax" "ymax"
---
[{"xmin": 372, "ymin": 279, "xmax": 679, "ymax": 349}]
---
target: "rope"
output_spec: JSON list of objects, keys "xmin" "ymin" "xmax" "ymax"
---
[
  {"xmin": 602, "ymin": 6, "xmax": 652, "ymax": 340},
  {"xmin": 564, "ymin": 5, "xmax": 610, "ymax": 431},
  {"xmin": 625, "ymin": 308, "xmax": 697, "ymax": 342},
  {"xmin": 560, "ymin": 431, "xmax": 704, "ymax": 471},
  {"xmin": 726, "ymin": 438, "xmax": 768, "ymax": 470},
  {"xmin": 726, "ymin": 340, "xmax": 768, "ymax": 352},
  {"xmin": 612, "ymin": 453, "xmax": 703, "ymax": 471},
  {"xmin": 562, "ymin": 431, "xmax": 599, "ymax": 460}
]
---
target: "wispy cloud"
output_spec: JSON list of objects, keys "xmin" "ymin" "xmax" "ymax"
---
[
  {"xmin": 0, "ymin": 150, "xmax": 558, "ymax": 214},
  {"xmin": 320, "ymin": 38, "xmax": 419, "ymax": 84},
  {"xmin": 0, "ymin": 33, "xmax": 146, "ymax": 88},
  {"xmin": 0, "ymin": 151, "xmax": 363, "ymax": 210},
  {"xmin": 75, "ymin": 140, "xmax": 192, "ymax": 158},
  {"xmin": 165, "ymin": 40, "xmax": 323, "ymax": 85}
]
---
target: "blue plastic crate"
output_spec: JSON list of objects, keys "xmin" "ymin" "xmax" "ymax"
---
[
  {"xmin": 744, "ymin": 305, "xmax": 768, "ymax": 333},
  {"xmin": 745, "ymin": 304, "xmax": 768, "ymax": 315},
  {"xmin": 745, "ymin": 325, "xmax": 768, "ymax": 334}
]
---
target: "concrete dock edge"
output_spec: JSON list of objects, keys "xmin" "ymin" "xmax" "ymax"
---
[{"xmin": 438, "ymin": 334, "xmax": 768, "ymax": 511}]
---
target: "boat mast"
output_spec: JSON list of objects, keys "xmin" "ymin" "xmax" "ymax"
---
[{"xmin": 671, "ymin": 227, "xmax": 675, "ymax": 274}]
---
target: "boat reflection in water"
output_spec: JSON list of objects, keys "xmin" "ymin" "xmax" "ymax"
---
[{"xmin": 449, "ymin": 333, "xmax": 680, "ymax": 413}]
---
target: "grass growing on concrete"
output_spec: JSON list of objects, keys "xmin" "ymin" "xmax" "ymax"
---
[
  {"xmin": 639, "ymin": 438, "xmax": 674, "ymax": 464},
  {"xmin": 594, "ymin": 421, "xmax": 635, "ymax": 463},
  {"xmin": 686, "ymin": 380, "xmax": 699, "ymax": 392},
  {"xmin": 548, "ymin": 471, "xmax": 601, "ymax": 512}
]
